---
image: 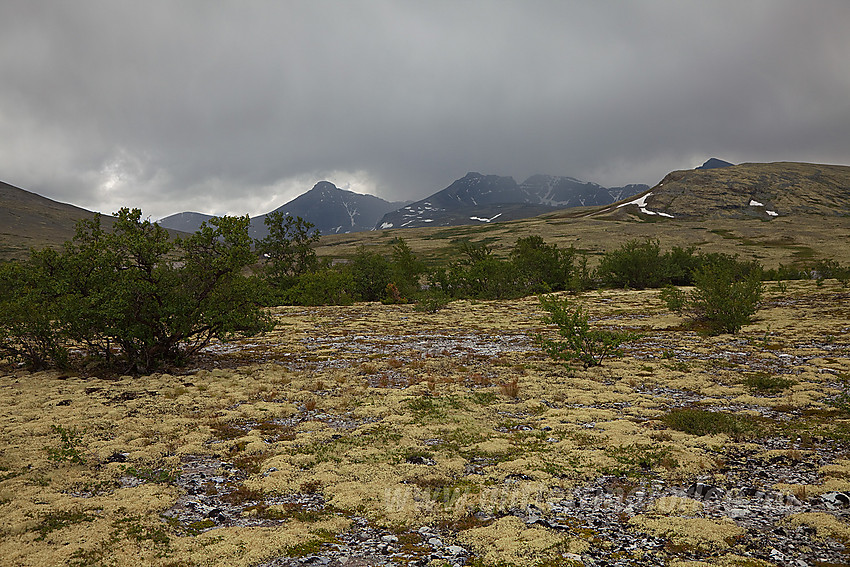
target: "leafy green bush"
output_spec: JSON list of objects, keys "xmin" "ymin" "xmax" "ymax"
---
[
  {"xmin": 0, "ymin": 209, "xmax": 272, "ymax": 373},
  {"xmin": 463, "ymin": 256, "xmax": 522, "ymax": 299},
  {"xmin": 509, "ymin": 235, "xmax": 577, "ymax": 293},
  {"xmin": 350, "ymin": 248, "xmax": 393, "ymax": 302},
  {"xmin": 0, "ymin": 254, "xmax": 70, "ymax": 369},
  {"xmin": 597, "ymin": 239, "xmax": 667, "ymax": 289},
  {"xmin": 381, "ymin": 282, "xmax": 406, "ymax": 304},
  {"xmin": 255, "ymin": 213, "xmax": 320, "ymax": 291},
  {"xmin": 664, "ymin": 245, "xmax": 701, "ymax": 286},
  {"xmin": 413, "ymin": 290, "xmax": 452, "ymax": 313},
  {"xmin": 430, "ymin": 240, "xmax": 530, "ymax": 300},
  {"xmin": 597, "ymin": 241, "xmax": 764, "ymax": 291},
  {"xmin": 388, "ymin": 238, "xmax": 426, "ymax": 299},
  {"xmin": 762, "ymin": 263, "xmax": 810, "ymax": 283},
  {"xmin": 285, "ymin": 268, "xmax": 355, "ymax": 306},
  {"xmin": 662, "ymin": 263, "xmax": 763, "ymax": 335},
  {"xmin": 689, "ymin": 264, "xmax": 763, "ymax": 334},
  {"xmin": 536, "ymin": 294, "xmax": 640, "ymax": 368},
  {"xmin": 810, "ymin": 258, "xmax": 850, "ymax": 287},
  {"xmin": 697, "ymin": 252, "xmax": 763, "ymax": 282},
  {"xmin": 428, "ymin": 248, "xmax": 521, "ymax": 300},
  {"xmin": 658, "ymin": 285, "xmax": 687, "ymax": 314}
]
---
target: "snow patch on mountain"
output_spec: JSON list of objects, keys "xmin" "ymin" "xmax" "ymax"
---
[
  {"xmin": 470, "ymin": 213, "xmax": 503, "ymax": 223},
  {"xmin": 617, "ymin": 192, "xmax": 674, "ymax": 218}
]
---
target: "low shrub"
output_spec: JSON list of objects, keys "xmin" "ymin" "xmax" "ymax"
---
[
  {"xmin": 537, "ymin": 294, "xmax": 640, "ymax": 368},
  {"xmin": 46, "ymin": 425, "xmax": 86, "ymax": 465},
  {"xmin": 1, "ymin": 209, "xmax": 272, "ymax": 373},
  {"xmin": 509, "ymin": 235, "xmax": 577, "ymax": 293},
  {"xmin": 285, "ymin": 268, "xmax": 355, "ymax": 306},
  {"xmin": 413, "ymin": 290, "xmax": 452, "ymax": 313},
  {"xmin": 597, "ymin": 239, "xmax": 667, "ymax": 289},
  {"xmin": 743, "ymin": 372, "xmax": 796, "ymax": 395},
  {"xmin": 662, "ymin": 263, "xmax": 763, "ymax": 335},
  {"xmin": 662, "ymin": 408, "xmax": 761, "ymax": 439}
]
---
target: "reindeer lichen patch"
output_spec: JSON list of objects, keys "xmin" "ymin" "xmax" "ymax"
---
[
  {"xmin": 651, "ymin": 496, "xmax": 704, "ymax": 515},
  {"xmin": 2, "ymin": 280, "xmax": 850, "ymax": 565},
  {"xmin": 629, "ymin": 515, "xmax": 745, "ymax": 552},
  {"xmin": 784, "ymin": 512, "xmax": 850, "ymax": 542},
  {"xmin": 458, "ymin": 515, "xmax": 587, "ymax": 567}
]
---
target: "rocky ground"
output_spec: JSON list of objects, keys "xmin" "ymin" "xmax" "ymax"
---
[{"xmin": 1, "ymin": 280, "xmax": 849, "ymax": 566}]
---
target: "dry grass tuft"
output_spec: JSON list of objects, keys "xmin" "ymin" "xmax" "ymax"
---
[{"xmin": 499, "ymin": 378, "xmax": 520, "ymax": 399}]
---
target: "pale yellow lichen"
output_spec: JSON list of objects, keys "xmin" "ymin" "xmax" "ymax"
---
[
  {"xmin": 784, "ymin": 512, "xmax": 850, "ymax": 542},
  {"xmin": 628, "ymin": 515, "xmax": 745, "ymax": 552},
  {"xmin": 457, "ymin": 515, "xmax": 587, "ymax": 567},
  {"xmin": 650, "ymin": 496, "xmax": 704, "ymax": 516},
  {"xmin": 1, "ymin": 280, "xmax": 848, "ymax": 566}
]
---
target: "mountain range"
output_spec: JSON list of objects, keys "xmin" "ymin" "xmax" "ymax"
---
[
  {"xmin": 376, "ymin": 173, "xmax": 648, "ymax": 229},
  {"xmin": 158, "ymin": 173, "xmax": 649, "ymax": 234},
  {"xmin": 157, "ymin": 182, "xmax": 408, "ymax": 239},
  {"xmin": 5, "ymin": 159, "xmax": 850, "ymax": 262}
]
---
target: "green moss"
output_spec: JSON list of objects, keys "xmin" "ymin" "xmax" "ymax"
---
[
  {"xmin": 743, "ymin": 372, "xmax": 796, "ymax": 395},
  {"xmin": 113, "ymin": 516, "xmax": 172, "ymax": 547},
  {"xmin": 662, "ymin": 408, "xmax": 762, "ymax": 439},
  {"xmin": 603, "ymin": 444, "xmax": 678, "ymax": 477},
  {"xmin": 185, "ymin": 519, "xmax": 217, "ymax": 535},
  {"xmin": 283, "ymin": 534, "xmax": 335, "ymax": 557},
  {"xmin": 46, "ymin": 424, "xmax": 86, "ymax": 465},
  {"xmin": 33, "ymin": 509, "xmax": 95, "ymax": 541},
  {"xmin": 121, "ymin": 465, "xmax": 177, "ymax": 484}
]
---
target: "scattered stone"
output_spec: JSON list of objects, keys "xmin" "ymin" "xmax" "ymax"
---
[
  {"xmin": 821, "ymin": 492, "xmax": 850, "ymax": 508},
  {"xmin": 105, "ymin": 451, "xmax": 128, "ymax": 463},
  {"xmin": 686, "ymin": 482, "xmax": 725, "ymax": 501},
  {"xmin": 405, "ymin": 456, "xmax": 436, "ymax": 466}
]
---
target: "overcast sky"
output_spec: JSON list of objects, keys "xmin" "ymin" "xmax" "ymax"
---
[{"xmin": 1, "ymin": 1, "xmax": 849, "ymax": 220}]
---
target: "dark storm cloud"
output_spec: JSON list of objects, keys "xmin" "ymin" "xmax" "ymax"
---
[{"xmin": 1, "ymin": 1, "xmax": 849, "ymax": 219}]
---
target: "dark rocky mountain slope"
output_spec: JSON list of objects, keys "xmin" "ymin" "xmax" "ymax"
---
[
  {"xmin": 377, "ymin": 172, "xmax": 647, "ymax": 229},
  {"xmin": 696, "ymin": 158, "xmax": 735, "ymax": 170},
  {"xmin": 158, "ymin": 182, "xmax": 406, "ymax": 237},
  {"xmin": 249, "ymin": 181, "xmax": 405, "ymax": 238}
]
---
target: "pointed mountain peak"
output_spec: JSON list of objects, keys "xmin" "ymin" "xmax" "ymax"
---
[
  {"xmin": 697, "ymin": 158, "xmax": 735, "ymax": 170},
  {"xmin": 310, "ymin": 180, "xmax": 338, "ymax": 192}
]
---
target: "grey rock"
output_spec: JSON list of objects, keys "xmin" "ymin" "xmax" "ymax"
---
[
  {"xmin": 686, "ymin": 482, "xmax": 725, "ymax": 500},
  {"xmin": 821, "ymin": 491, "xmax": 850, "ymax": 508}
]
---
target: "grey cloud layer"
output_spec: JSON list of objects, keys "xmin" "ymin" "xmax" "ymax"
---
[{"xmin": 1, "ymin": 1, "xmax": 849, "ymax": 219}]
